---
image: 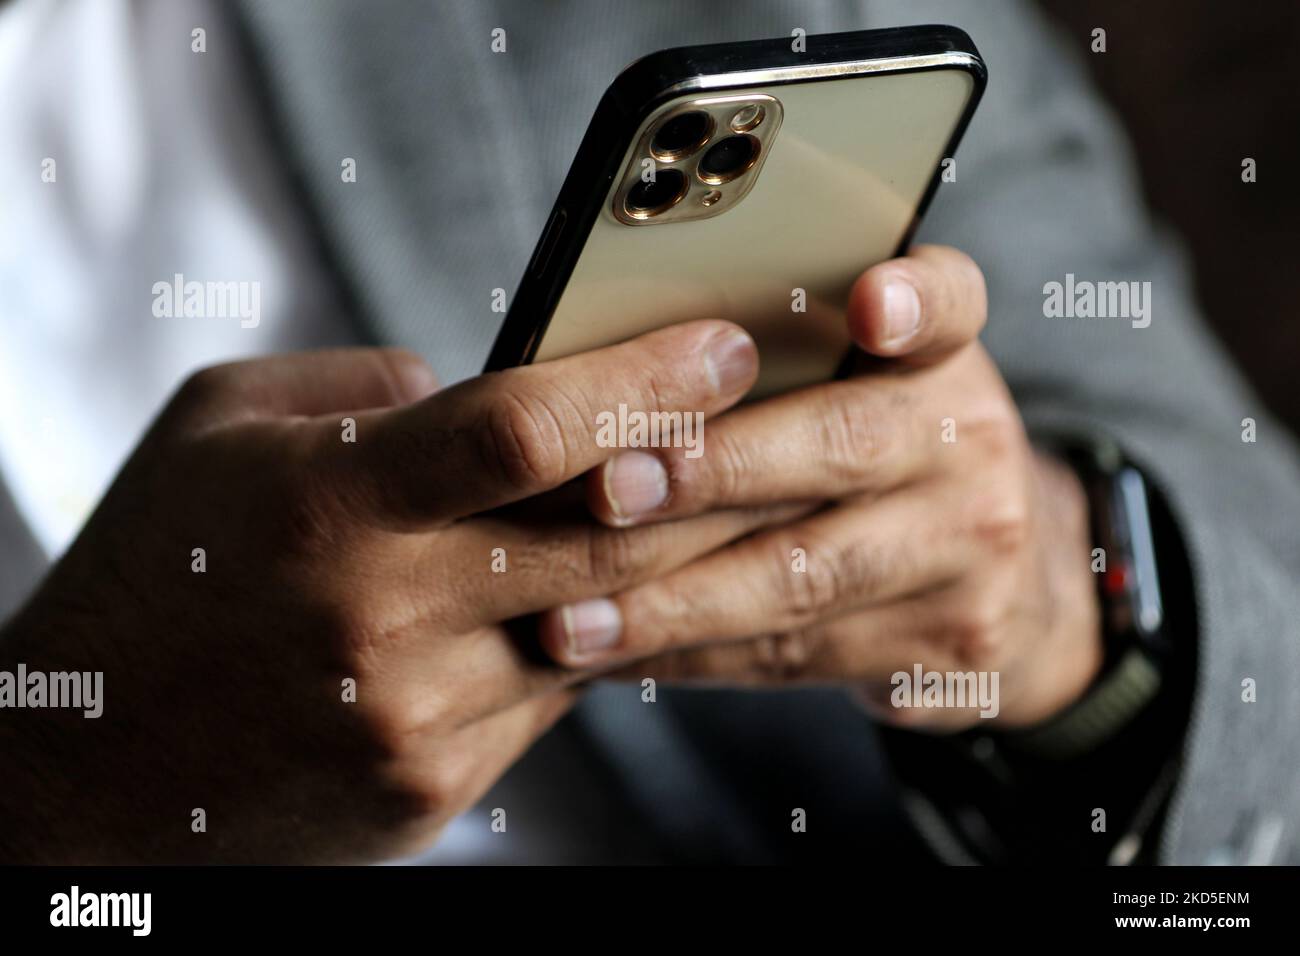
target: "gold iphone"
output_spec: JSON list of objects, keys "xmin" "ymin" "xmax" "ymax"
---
[{"xmin": 485, "ymin": 26, "xmax": 986, "ymax": 399}]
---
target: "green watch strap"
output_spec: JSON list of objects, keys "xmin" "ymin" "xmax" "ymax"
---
[{"xmin": 1000, "ymin": 647, "xmax": 1162, "ymax": 759}]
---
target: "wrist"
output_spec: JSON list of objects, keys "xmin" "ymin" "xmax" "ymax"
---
[
  {"xmin": 1000, "ymin": 439, "xmax": 1182, "ymax": 759},
  {"xmin": 998, "ymin": 452, "xmax": 1104, "ymax": 726}
]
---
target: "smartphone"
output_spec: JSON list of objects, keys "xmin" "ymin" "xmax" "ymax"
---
[{"xmin": 485, "ymin": 25, "xmax": 986, "ymax": 399}]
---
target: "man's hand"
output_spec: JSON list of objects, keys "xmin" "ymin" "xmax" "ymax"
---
[
  {"xmin": 538, "ymin": 245, "xmax": 1103, "ymax": 729},
  {"xmin": 0, "ymin": 322, "xmax": 779, "ymax": 862}
]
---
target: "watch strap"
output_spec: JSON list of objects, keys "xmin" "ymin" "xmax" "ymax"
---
[{"xmin": 1000, "ymin": 646, "xmax": 1162, "ymax": 759}]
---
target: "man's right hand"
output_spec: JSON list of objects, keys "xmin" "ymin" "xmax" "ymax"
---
[{"xmin": 0, "ymin": 321, "xmax": 767, "ymax": 863}]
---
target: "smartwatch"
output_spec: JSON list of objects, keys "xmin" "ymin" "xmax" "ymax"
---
[{"xmin": 1001, "ymin": 436, "xmax": 1172, "ymax": 758}]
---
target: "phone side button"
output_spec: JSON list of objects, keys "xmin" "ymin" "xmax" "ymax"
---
[{"xmin": 529, "ymin": 208, "xmax": 567, "ymax": 279}]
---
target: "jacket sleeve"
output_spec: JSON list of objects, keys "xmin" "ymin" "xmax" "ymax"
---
[{"xmin": 882, "ymin": 0, "xmax": 1300, "ymax": 864}]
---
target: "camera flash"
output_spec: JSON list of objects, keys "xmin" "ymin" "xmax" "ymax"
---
[{"xmin": 729, "ymin": 104, "xmax": 764, "ymax": 132}]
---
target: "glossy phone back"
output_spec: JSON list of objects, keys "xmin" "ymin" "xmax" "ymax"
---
[{"xmin": 488, "ymin": 28, "xmax": 985, "ymax": 400}]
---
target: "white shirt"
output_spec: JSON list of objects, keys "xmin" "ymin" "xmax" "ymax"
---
[{"xmin": 0, "ymin": 0, "xmax": 356, "ymax": 557}]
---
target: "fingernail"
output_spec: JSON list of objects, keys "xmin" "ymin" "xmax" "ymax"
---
[
  {"xmin": 882, "ymin": 278, "xmax": 922, "ymax": 349},
  {"xmin": 704, "ymin": 329, "xmax": 758, "ymax": 394},
  {"xmin": 560, "ymin": 599, "xmax": 622, "ymax": 656},
  {"xmin": 603, "ymin": 450, "xmax": 668, "ymax": 521}
]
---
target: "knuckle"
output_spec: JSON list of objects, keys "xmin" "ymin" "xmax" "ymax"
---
[
  {"xmin": 351, "ymin": 673, "xmax": 451, "ymax": 776},
  {"xmin": 970, "ymin": 409, "xmax": 1024, "ymax": 461},
  {"xmin": 406, "ymin": 760, "xmax": 463, "ymax": 818},
  {"xmin": 970, "ymin": 481, "xmax": 1031, "ymax": 556},
  {"xmin": 962, "ymin": 419, "xmax": 1032, "ymax": 556},
  {"xmin": 701, "ymin": 430, "xmax": 750, "ymax": 504},
  {"xmin": 581, "ymin": 525, "xmax": 657, "ymax": 586},
  {"xmin": 179, "ymin": 364, "xmax": 236, "ymax": 400},
  {"xmin": 481, "ymin": 390, "xmax": 570, "ymax": 493},
  {"xmin": 637, "ymin": 367, "xmax": 672, "ymax": 418},
  {"xmin": 362, "ymin": 700, "xmax": 425, "ymax": 765},
  {"xmin": 382, "ymin": 746, "xmax": 466, "ymax": 824},
  {"xmin": 372, "ymin": 348, "xmax": 436, "ymax": 403},
  {"xmin": 776, "ymin": 533, "xmax": 847, "ymax": 624},
  {"xmin": 947, "ymin": 593, "xmax": 1008, "ymax": 668},
  {"xmin": 636, "ymin": 584, "xmax": 705, "ymax": 656},
  {"xmin": 753, "ymin": 629, "xmax": 819, "ymax": 681},
  {"xmin": 833, "ymin": 536, "xmax": 883, "ymax": 596},
  {"xmin": 170, "ymin": 364, "xmax": 242, "ymax": 423},
  {"xmin": 639, "ymin": 324, "xmax": 714, "ymax": 395},
  {"xmin": 816, "ymin": 388, "xmax": 883, "ymax": 486}
]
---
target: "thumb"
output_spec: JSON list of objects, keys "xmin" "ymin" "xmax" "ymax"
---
[{"xmin": 845, "ymin": 244, "xmax": 988, "ymax": 366}]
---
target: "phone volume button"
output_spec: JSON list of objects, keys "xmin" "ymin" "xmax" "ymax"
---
[{"xmin": 530, "ymin": 208, "xmax": 567, "ymax": 278}]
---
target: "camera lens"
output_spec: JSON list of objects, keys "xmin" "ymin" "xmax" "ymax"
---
[
  {"xmin": 650, "ymin": 111, "xmax": 713, "ymax": 160},
  {"xmin": 624, "ymin": 168, "xmax": 688, "ymax": 217},
  {"xmin": 698, "ymin": 135, "xmax": 760, "ymax": 184}
]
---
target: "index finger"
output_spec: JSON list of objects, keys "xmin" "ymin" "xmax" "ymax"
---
[{"xmin": 331, "ymin": 319, "xmax": 758, "ymax": 526}]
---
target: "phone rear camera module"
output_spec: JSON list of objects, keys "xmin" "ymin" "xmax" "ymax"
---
[
  {"xmin": 624, "ymin": 168, "xmax": 688, "ymax": 218},
  {"xmin": 697, "ymin": 135, "xmax": 760, "ymax": 185},
  {"xmin": 650, "ymin": 111, "xmax": 713, "ymax": 161}
]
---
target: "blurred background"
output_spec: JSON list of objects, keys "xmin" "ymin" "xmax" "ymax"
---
[{"xmin": 1039, "ymin": 0, "xmax": 1299, "ymax": 436}]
